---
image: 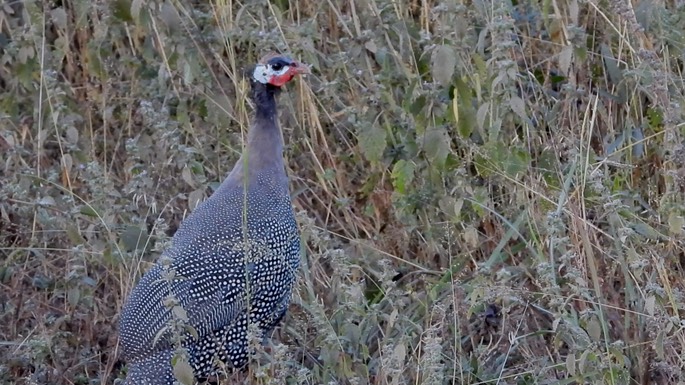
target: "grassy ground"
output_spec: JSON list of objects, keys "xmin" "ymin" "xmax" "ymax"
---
[{"xmin": 1, "ymin": 0, "xmax": 685, "ymax": 384}]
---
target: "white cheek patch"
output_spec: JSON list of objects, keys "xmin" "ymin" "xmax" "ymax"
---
[
  {"xmin": 253, "ymin": 63, "xmax": 292, "ymax": 84},
  {"xmin": 253, "ymin": 64, "xmax": 271, "ymax": 84}
]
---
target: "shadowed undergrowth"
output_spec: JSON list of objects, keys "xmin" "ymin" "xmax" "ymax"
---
[{"xmin": 1, "ymin": 0, "xmax": 685, "ymax": 384}]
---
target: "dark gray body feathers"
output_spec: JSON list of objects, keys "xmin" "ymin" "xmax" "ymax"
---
[{"xmin": 119, "ymin": 167, "xmax": 300, "ymax": 384}]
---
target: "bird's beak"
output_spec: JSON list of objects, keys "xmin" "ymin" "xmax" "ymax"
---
[{"xmin": 289, "ymin": 61, "xmax": 311, "ymax": 75}]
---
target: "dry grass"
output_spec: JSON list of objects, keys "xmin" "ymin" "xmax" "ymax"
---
[{"xmin": 1, "ymin": 0, "xmax": 685, "ymax": 384}]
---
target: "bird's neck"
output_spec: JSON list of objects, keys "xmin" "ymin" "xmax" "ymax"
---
[
  {"xmin": 226, "ymin": 82, "xmax": 286, "ymax": 188},
  {"xmin": 251, "ymin": 82, "xmax": 280, "ymax": 122}
]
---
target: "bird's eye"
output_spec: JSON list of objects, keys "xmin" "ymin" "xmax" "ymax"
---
[{"xmin": 271, "ymin": 63, "xmax": 284, "ymax": 71}]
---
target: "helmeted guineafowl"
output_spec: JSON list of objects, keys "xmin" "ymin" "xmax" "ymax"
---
[{"xmin": 118, "ymin": 53, "xmax": 310, "ymax": 384}]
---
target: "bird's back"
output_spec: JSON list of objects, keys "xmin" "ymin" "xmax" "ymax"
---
[{"xmin": 118, "ymin": 168, "xmax": 300, "ymax": 380}]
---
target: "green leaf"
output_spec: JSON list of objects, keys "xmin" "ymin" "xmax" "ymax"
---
[
  {"xmin": 476, "ymin": 103, "xmax": 489, "ymax": 134},
  {"xmin": 566, "ymin": 352, "xmax": 576, "ymax": 377},
  {"xmin": 15, "ymin": 61, "xmax": 37, "ymax": 90},
  {"xmin": 73, "ymin": 0, "xmax": 90, "ymax": 28},
  {"xmin": 422, "ymin": 127, "xmax": 450, "ymax": 168},
  {"xmin": 67, "ymin": 287, "xmax": 81, "ymax": 307},
  {"xmin": 172, "ymin": 305, "xmax": 189, "ymax": 322},
  {"xmin": 558, "ymin": 45, "xmax": 573, "ymax": 76},
  {"xmin": 631, "ymin": 221, "xmax": 664, "ymax": 240},
  {"xmin": 409, "ymin": 95, "xmax": 427, "ymax": 118},
  {"xmin": 80, "ymin": 206, "xmax": 99, "ymax": 217},
  {"xmin": 601, "ymin": 44, "xmax": 623, "ymax": 85},
  {"xmin": 647, "ymin": 107, "xmax": 663, "ymax": 128},
  {"xmin": 601, "ymin": 44, "xmax": 626, "ymax": 103},
  {"xmin": 668, "ymin": 213, "xmax": 684, "ymax": 235},
  {"xmin": 391, "ymin": 160, "xmax": 416, "ymax": 194},
  {"xmin": 182, "ymin": 62, "xmax": 195, "ymax": 85},
  {"xmin": 120, "ymin": 225, "xmax": 149, "ymax": 252},
  {"xmin": 111, "ymin": 0, "xmax": 133, "ymax": 22},
  {"xmin": 0, "ymin": 265, "xmax": 14, "ymax": 284},
  {"xmin": 438, "ymin": 196, "xmax": 463, "ymax": 220},
  {"xmin": 131, "ymin": 0, "xmax": 143, "ymax": 20},
  {"xmin": 86, "ymin": 45, "xmax": 105, "ymax": 78},
  {"xmin": 454, "ymin": 77, "xmax": 476, "ymax": 138},
  {"xmin": 487, "ymin": 118, "xmax": 502, "ymax": 143},
  {"xmin": 50, "ymin": 7, "xmax": 68, "ymax": 30},
  {"xmin": 644, "ymin": 295, "xmax": 656, "ymax": 316},
  {"xmin": 655, "ymin": 329, "xmax": 665, "ymax": 360},
  {"xmin": 160, "ymin": 1, "xmax": 182, "ymax": 32},
  {"xmin": 172, "ymin": 357, "xmax": 195, "ymax": 385},
  {"xmin": 188, "ymin": 189, "xmax": 207, "ymax": 211},
  {"xmin": 537, "ymin": 149, "xmax": 559, "ymax": 186},
  {"xmin": 509, "ymin": 96, "xmax": 531, "ymax": 126},
  {"xmin": 358, "ymin": 124, "xmax": 387, "ymax": 164},
  {"xmin": 506, "ymin": 147, "xmax": 532, "ymax": 178},
  {"xmin": 579, "ymin": 349, "xmax": 592, "ymax": 373},
  {"xmin": 585, "ymin": 316, "xmax": 602, "ymax": 341},
  {"xmin": 474, "ymin": 143, "xmax": 530, "ymax": 179},
  {"xmin": 431, "ymin": 45, "xmax": 457, "ymax": 86},
  {"xmin": 360, "ymin": 173, "xmax": 381, "ymax": 197},
  {"xmin": 65, "ymin": 224, "xmax": 84, "ymax": 246}
]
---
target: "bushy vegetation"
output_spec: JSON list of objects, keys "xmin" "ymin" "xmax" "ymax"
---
[{"xmin": 1, "ymin": 0, "xmax": 684, "ymax": 383}]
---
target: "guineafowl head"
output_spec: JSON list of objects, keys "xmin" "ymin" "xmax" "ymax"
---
[{"xmin": 251, "ymin": 53, "xmax": 310, "ymax": 87}]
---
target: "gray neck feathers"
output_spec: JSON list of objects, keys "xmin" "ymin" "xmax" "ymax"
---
[{"xmin": 224, "ymin": 80, "xmax": 287, "ymax": 192}]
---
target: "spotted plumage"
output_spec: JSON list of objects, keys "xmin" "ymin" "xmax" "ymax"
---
[{"xmin": 118, "ymin": 54, "xmax": 310, "ymax": 384}]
